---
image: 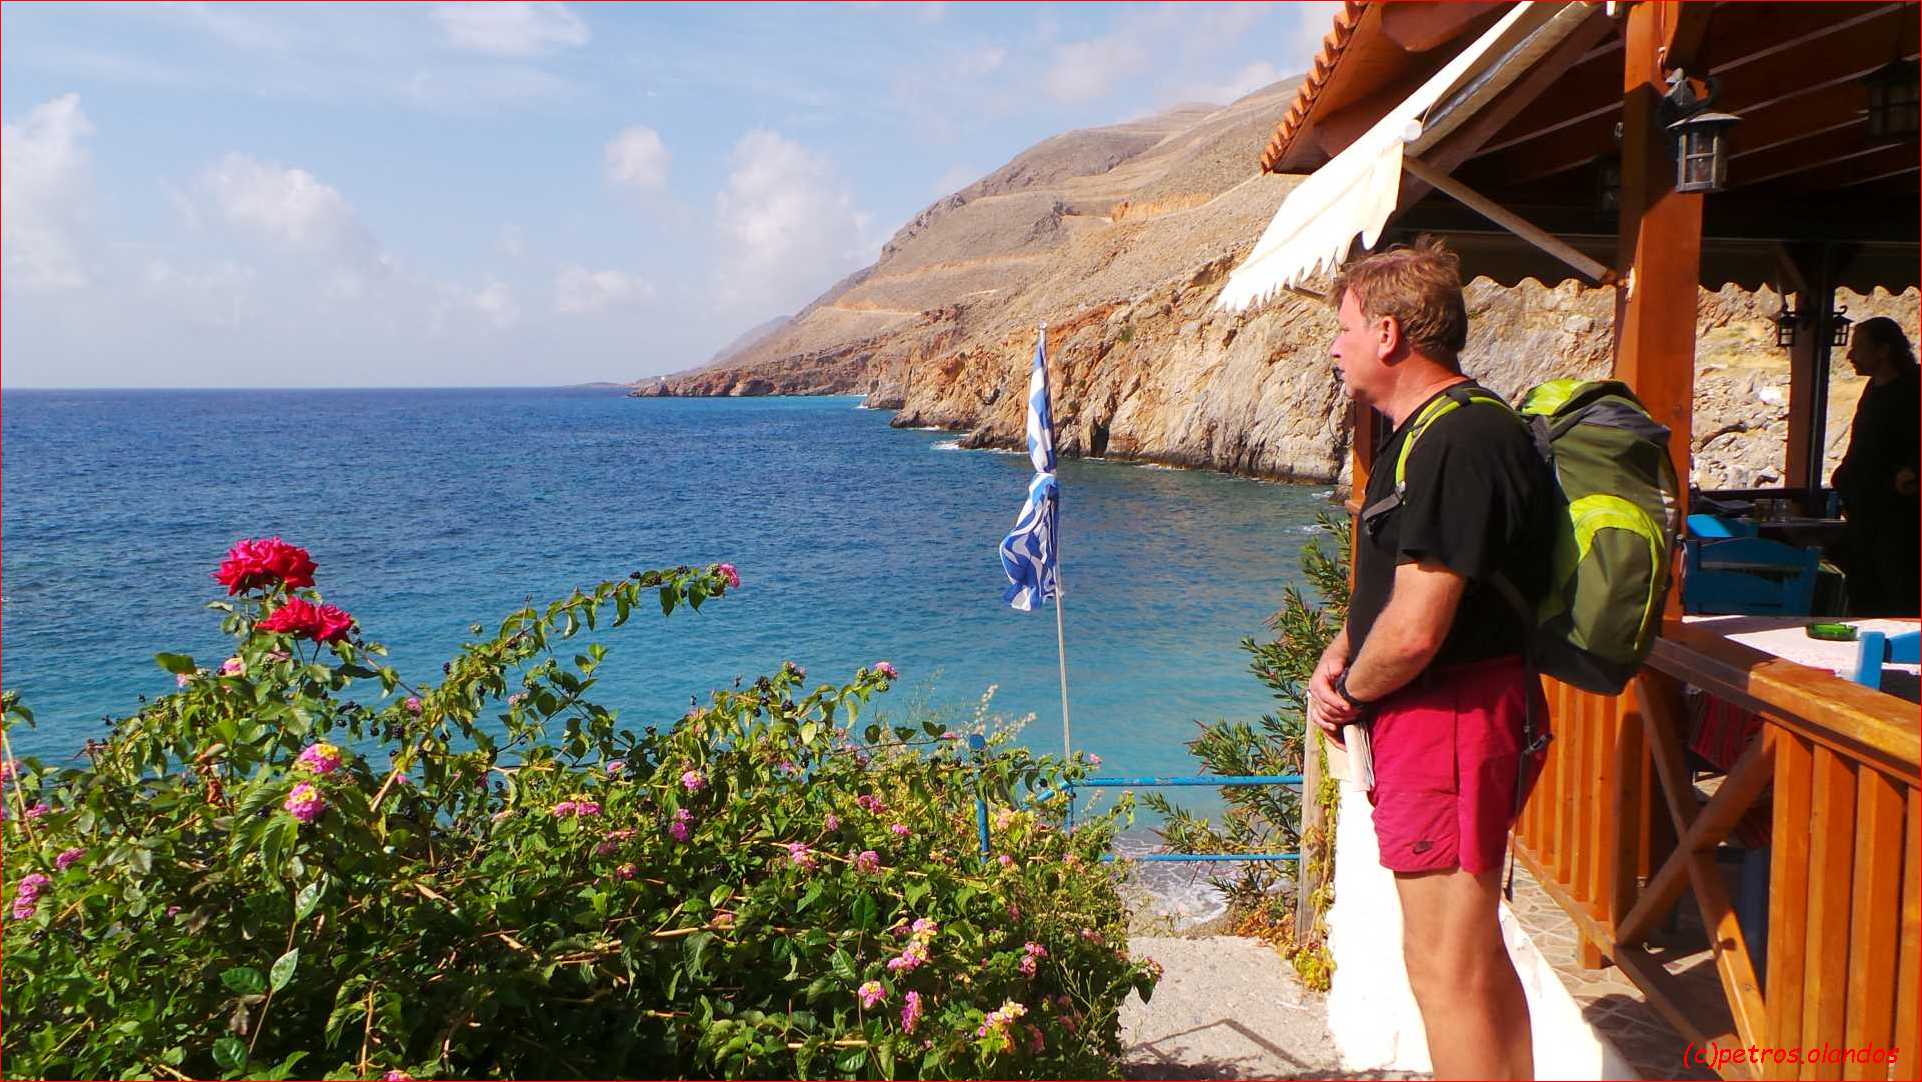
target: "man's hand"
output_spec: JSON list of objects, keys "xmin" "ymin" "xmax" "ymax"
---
[{"xmin": 1307, "ymin": 641, "xmax": 1359, "ymax": 747}]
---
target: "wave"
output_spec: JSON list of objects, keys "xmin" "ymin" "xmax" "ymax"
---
[{"xmin": 931, "ymin": 440, "xmax": 962, "ymax": 451}]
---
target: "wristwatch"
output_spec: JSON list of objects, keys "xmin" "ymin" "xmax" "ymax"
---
[{"xmin": 1334, "ymin": 670, "xmax": 1371, "ymax": 710}]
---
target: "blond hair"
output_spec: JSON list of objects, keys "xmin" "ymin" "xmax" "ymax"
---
[{"xmin": 1328, "ymin": 239, "xmax": 1468, "ymax": 367}]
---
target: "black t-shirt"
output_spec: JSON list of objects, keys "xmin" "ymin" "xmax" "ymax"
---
[
  {"xmin": 1348, "ymin": 383, "xmax": 1556, "ymax": 669},
  {"xmin": 1834, "ymin": 362, "xmax": 1921, "ymax": 531}
]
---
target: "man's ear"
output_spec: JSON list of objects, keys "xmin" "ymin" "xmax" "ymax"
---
[{"xmin": 1375, "ymin": 314, "xmax": 1404, "ymax": 362}]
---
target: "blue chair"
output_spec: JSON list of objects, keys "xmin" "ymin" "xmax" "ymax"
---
[
  {"xmin": 1849, "ymin": 629, "xmax": 1921, "ymax": 690},
  {"xmin": 1682, "ymin": 536, "xmax": 1819, "ymax": 616},
  {"xmin": 1686, "ymin": 513, "xmax": 1758, "ymax": 539}
]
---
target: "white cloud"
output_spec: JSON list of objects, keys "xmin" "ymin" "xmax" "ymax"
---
[
  {"xmin": 554, "ymin": 265, "xmax": 653, "ymax": 314},
  {"xmin": 950, "ymin": 44, "xmax": 1007, "ymax": 79},
  {"xmin": 715, "ymin": 130, "xmax": 874, "ymax": 319},
  {"xmin": 1174, "ymin": 60, "xmax": 1285, "ymax": 106},
  {"xmin": 198, "ymin": 153, "xmax": 381, "ymax": 265},
  {"xmin": 160, "ymin": 3, "xmax": 291, "ymax": 52},
  {"xmin": 141, "ymin": 257, "xmax": 258, "ymax": 329},
  {"xmin": 471, "ymin": 279, "xmax": 520, "ymax": 328},
  {"xmin": 1045, "ymin": 34, "xmax": 1151, "ymax": 103},
  {"xmin": 434, "ymin": 3, "xmax": 588, "ymax": 58},
  {"xmin": 2, "ymin": 94, "xmax": 96, "ymax": 291},
  {"xmin": 604, "ymin": 126, "xmax": 670, "ymax": 190},
  {"xmin": 498, "ymin": 223, "xmax": 526, "ymax": 258}
]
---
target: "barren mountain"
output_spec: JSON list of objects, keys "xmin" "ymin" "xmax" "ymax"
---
[{"xmin": 635, "ymin": 83, "xmax": 1918, "ymax": 489}]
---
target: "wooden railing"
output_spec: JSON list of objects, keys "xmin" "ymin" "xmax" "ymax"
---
[{"xmin": 1512, "ymin": 620, "xmax": 1920, "ymax": 1081}]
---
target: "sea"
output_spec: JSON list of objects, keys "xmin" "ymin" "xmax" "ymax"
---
[{"xmin": 1, "ymin": 388, "xmax": 1335, "ymax": 925}]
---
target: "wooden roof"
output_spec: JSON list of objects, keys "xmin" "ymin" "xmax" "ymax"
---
[{"xmin": 1260, "ymin": 2, "xmax": 1922, "ymax": 290}]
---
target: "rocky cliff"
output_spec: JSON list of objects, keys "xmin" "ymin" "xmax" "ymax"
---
[{"xmin": 637, "ymin": 85, "xmax": 1918, "ymax": 491}]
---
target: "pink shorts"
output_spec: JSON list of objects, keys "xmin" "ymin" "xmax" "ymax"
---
[{"xmin": 1366, "ymin": 654, "xmax": 1547, "ymax": 875}]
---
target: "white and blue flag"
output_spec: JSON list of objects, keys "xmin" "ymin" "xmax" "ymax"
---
[{"xmin": 998, "ymin": 328, "xmax": 1060, "ymax": 611}]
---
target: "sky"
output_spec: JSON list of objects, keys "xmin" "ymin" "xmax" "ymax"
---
[{"xmin": 1, "ymin": 2, "xmax": 1337, "ymax": 388}]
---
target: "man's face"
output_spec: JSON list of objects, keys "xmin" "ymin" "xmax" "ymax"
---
[
  {"xmin": 1330, "ymin": 290, "xmax": 1390, "ymax": 404},
  {"xmin": 1846, "ymin": 329, "xmax": 1879, "ymax": 377}
]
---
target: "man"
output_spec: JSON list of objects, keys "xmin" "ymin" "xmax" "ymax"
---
[
  {"xmin": 1307, "ymin": 241, "xmax": 1554, "ymax": 1081},
  {"xmin": 1831, "ymin": 316, "xmax": 1920, "ymax": 616}
]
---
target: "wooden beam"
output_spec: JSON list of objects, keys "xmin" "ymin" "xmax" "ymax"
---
[
  {"xmin": 1615, "ymin": 683, "xmax": 1775, "ymax": 948},
  {"xmin": 1842, "ymin": 768, "xmax": 1906, "ymax": 1079},
  {"xmin": 1402, "ymin": 156, "xmax": 1615, "ymax": 282},
  {"xmin": 1782, "ymin": 243, "xmax": 1827, "ymax": 491},
  {"xmin": 1764, "ymin": 732, "xmax": 1815, "ymax": 1079},
  {"xmin": 1614, "ymin": 2, "xmax": 1704, "ymax": 552},
  {"xmin": 1380, "ymin": 1, "xmax": 1504, "ymax": 53},
  {"xmin": 1472, "ymin": 4, "xmax": 1913, "ymax": 182},
  {"xmin": 1656, "ymin": 0, "xmax": 1714, "ymax": 70}
]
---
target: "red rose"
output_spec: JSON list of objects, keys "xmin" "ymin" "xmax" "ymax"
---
[
  {"xmin": 259, "ymin": 597, "xmax": 355, "ymax": 644},
  {"xmin": 311, "ymin": 603, "xmax": 355, "ymax": 644},
  {"xmin": 214, "ymin": 537, "xmax": 317, "ymax": 594}
]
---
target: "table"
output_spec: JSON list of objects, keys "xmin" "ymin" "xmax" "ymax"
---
[{"xmin": 1750, "ymin": 515, "xmax": 1850, "ymax": 550}]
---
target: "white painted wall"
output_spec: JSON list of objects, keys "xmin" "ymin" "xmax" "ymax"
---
[{"xmin": 1323, "ymin": 775, "xmax": 1638, "ymax": 1079}]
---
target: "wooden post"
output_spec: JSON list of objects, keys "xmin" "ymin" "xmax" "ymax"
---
[
  {"xmin": 1296, "ymin": 731, "xmax": 1325, "ymax": 943},
  {"xmin": 1614, "ymin": 1, "xmax": 1707, "ymax": 619}
]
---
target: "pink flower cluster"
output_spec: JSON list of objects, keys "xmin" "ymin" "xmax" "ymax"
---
[
  {"xmin": 680, "ymin": 770, "xmax": 706, "ymax": 793},
  {"xmin": 886, "ymin": 941, "xmax": 929, "ymax": 974},
  {"xmin": 605, "ymin": 759, "xmax": 626, "ymax": 775},
  {"xmin": 823, "ymin": 813, "xmax": 841, "ymax": 832},
  {"xmin": 54, "ymin": 847, "xmax": 86, "ymax": 872},
  {"xmin": 901, "ymin": 990, "xmax": 925, "ymax": 1034},
  {"xmin": 716, "ymin": 563, "xmax": 742, "ymax": 590},
  {"xmin": 296, "ymin": 742, "xmax": 344, "ymax": 775},
  {"xmin": 1018, "ymin": 941, "xmax": 1048, "ymax": 977},
  {"xmin": 667, "ymin": 808, "xmax": 694, "ymax": 843},
  {"xmin": 26, "ymin": 803, "xmax": 50, "ymax": 821},
  {"xmin": 214, "ymin": 537, "xmax": 317, "ymax": 595},
  {"xmin": 221, "ymin": 657, "xmax": 246, "ymax": 677},
  {"xmin": 550, "ymin": 800, "xmax": 602, "ymax": 818},
  {"xmin": 11, "ymin": 872, "xmax": 50, "ymax": 921},
  {"xmin": 259, "ymin": 597, "xmax": 355, "ymax": 644},
  {"xmin": 783, "ymin": 842, "xmax": 819, "ymax": 871},
  {"xmin": 853, "ymin": 849, "xmax": 883, "ymax": 875},
  {"xmin": 855, "ymin": 793, "xmax": 886, "ymax": 815},
  {"xmin": 889, "ymin": 823, "xmax": 911, "ymax": 839},
  {"xmin": 977, "ymin": 999, "xmax": 1027, "ymax": 1039},
  {"xmin": 857, "ymin": 979, "xmax": 887, "ymax": 1010},
  {"xmin": 284, "ymin": 783, "xmax": 325, "ymax": 824},
  {"xmin": 595, "ymin": 828, "xmax": 637, "ymax": 856},
  {"xmin": 404, "ymin": 696, "xmax": 423, "ymax": 714},
  {"xmin": 614, "ymin": 863, "xmax": 638, "ymax": 881},
  {"xmin": 873, "ymin": 661, "xmax": 899, "ymax": 680}
]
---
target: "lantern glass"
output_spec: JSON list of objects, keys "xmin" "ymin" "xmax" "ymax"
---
[
  {"xmin": 1830, "ymin": 309, "xmax": 1853, "ymax": 348},
  {"xmin": 1669, "ymin": 113, "xmax": 1737, "ymax": 193},
  {"xmin": 1865, "ymin": 60, "xmax": 1921, "ymax": 141},
  {"xmin": 1774, "ymin": 304, "xmax": 1799, "ymax": 348}
]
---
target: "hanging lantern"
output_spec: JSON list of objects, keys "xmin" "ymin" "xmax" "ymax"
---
[
  {"xmin": 1668, "ymin": 111, "xmax": 1740, "ymax": 193},
  {"xmin": 1829, "ymin": 305, "xmax": 1853, "ymax": 348},
  {"xmin": 1864, "ymin": 59, "xmax": 1921, "ymax": 141},
  {"xmin": 1773, "ymin": 300, "xmax": 1803, "ymax": 348},
  {"xmin": 1595, "ymin": 156, "xmax": 1622, "ymax": 214}
]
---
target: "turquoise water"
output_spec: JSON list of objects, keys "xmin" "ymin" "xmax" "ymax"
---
[{"xmin": 0, "ymin": 389, "xmax": 1331, "ymax": 821}]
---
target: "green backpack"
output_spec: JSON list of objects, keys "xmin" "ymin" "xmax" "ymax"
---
[{"xmin": 1383, "ymin": 378, "xmax": 1681, "ymax": 696}]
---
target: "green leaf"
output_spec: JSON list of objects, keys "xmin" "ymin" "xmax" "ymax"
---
[
  {"xmin": 294, "ymin": 882, "xmax": 321, "ymax": 922},
  {"xmin": 798, "ymin": 722, "xmax": 819, "ymax": 746},
  {"xmin": 268, "ymin": 948, "xmax": 299, "ymax": 993},
  {"xmin": 684, "ymin": 930, "xmax": 714, "ymax": 980},
  {"xmin": 659, "ymin": 585, "xmax": 676, "ymax": 616},
  {"xmin": 798, "ymin": 880, "xmax": 824, "ymax": 913},
  {"xmin": 708, "ymin": 884, "xmax": 732, "ymax": 910},
  {"xmin": 876, "ymin": 1041, "xmax": 896, "ymax": 1080},
  {"xmin": 220, "ymin": 967, "xmax": 267, "ymax": 996},
  {"xmin": 210, "ymin": 1037, "xmax": 246, "ymax": 1073},
  {"xmin": 155, "ymin": 652, "xmax": 196, "ymax": 675},
  {"xmin": 829, "ymin": 949, "xmax": 857, "ymax": 982}
]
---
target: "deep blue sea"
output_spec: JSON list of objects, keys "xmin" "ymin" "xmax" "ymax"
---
[{"xmin": 1, "ymin": 389, "xmax": 1332, "ymax": 832}]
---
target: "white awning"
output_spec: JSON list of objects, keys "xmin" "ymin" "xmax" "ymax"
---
[{"xmin": 1217, "ymin": 2, "xmax": 1600, "ymax": 311}]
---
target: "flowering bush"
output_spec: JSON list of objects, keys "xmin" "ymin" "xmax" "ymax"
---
[{"xmin": 1, "ymin": 541, "xmax": 1153, "ymax": 1079}]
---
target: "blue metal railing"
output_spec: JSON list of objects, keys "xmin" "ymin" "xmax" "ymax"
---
[{"xmin": 966, "ymin": 735, "xmax": 1302, "ymax": 864}]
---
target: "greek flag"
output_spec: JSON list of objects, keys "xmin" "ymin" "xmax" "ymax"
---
[{"xmin": 998, "ymin": 328, "xmax": 1060, "ymax": 611}]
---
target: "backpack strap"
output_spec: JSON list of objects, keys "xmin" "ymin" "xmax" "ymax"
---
[{"xmin": 1362, "ymin": 384, "xmax": 1517, "ymax": 528}]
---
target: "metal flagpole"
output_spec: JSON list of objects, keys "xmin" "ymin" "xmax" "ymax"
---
[{"xmin": 1041, "ymin": 319, "xmax": 1072, "ymax": 763}]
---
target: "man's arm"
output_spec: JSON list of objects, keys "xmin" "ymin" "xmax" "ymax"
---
[{"xmin": 1339, "ymin": 558, "xmax": 1466, "ymax": 703}]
